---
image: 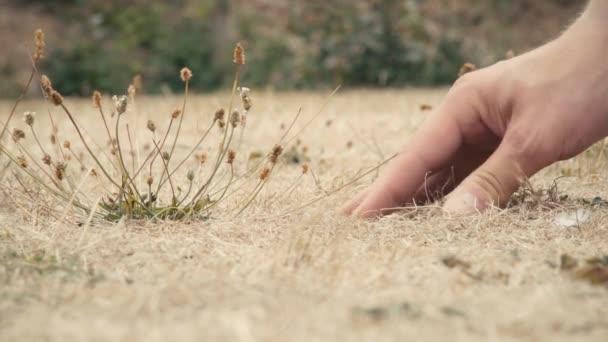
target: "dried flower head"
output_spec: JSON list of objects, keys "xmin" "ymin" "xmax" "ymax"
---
[
  {"xmin": 50, "ymin": 133, "xmax": 57, "ymax": 145},
  {"xmin": 218, "ymin": 120, "xmax": 226, "ymax": 129},
  {"xmin": 12, "ymin": 129, "xmax": 25, "ymax": 142},
  {"xmin": 214, "ymin": 108, "xmax": 225, "ymax": 122},
  {"xmin": 112, "ymin": 95, "xmax": 128, "ymax": 115},
  {"xmin": 230, "ymin": 110, "xmax": 240, "ymax": 128},
  {"xmin": 187, "ymin": 170, "xmax": 195, "ymax": 181},
  {"xmin": 259, "ymin": 166, "xmax": 270, "ymax": 180},
  {"xmin": 180, "ymin": 67, "xmax": 192, "ymax": 82},
  {"xmin": 55, "ymin": 162, "xmax": 66, "ymax": 180},
  {"xmin": 196, "ymin": 152, "xmax": 208, "ymax": 164},
  {"xmin": 171, "ymin": 108, "xmax": 182, "ymax": 119},
  {"xmin": 226, "ymin": 149, "xmax": 236, "ymax": 164},
  {"xmin": 17, "ymin": 156, "xmax": 28, "ymax": 168},
  {"xmin": 33, "ymin": 29, "xmax": 45, "ymax": 63},
  {"xmin": 128, "ymin": 84, "xmax": 136, "ymax": 98},
  {"xmin": 50, "ymin": 90, "xmax": 63, "ymax": 106},
  {"xmin": 162, "ymin": 151, "xmax": 170, "ymax": 161},
  {"xmin": 92, "ymin": 90, "xmax": 102, "ymax": 108},
  {"xmin": 133, "ymin": 74, "xmax": 143, "ymax": 89},
  {"xmin": 302, "ymin": 163, "xmax": 309, "ymax": 175},
  {"xmin": 458, "ymin": 62, "xmax": 477, "ymax": 77},
  {"xmin": 238, "ymin": 87, "xmax": 252, "ymax": 111},
  {"xmin": 42, "ymin": 154, "xmax": 51, "ymax": 165},
  {"xmin": 146, "ymin": 120, "xmax": 157, "ymax": 132},
  {"xmin": 63, "ymin": 140, "xmax": 71, "ymax": 149},
  {"xmin": 419, "ymin": 104, "xmax": 433, "ymax": 111},
  {"xmin": 90, "ymin": 168, "xmax": 97, "ymax": 177},
  {"xmin": 41, "ymin": 75, "xmax": 52, "ymax": 98},
  {"xmin": 146, "ymin": 176, "xmax": 154, "ymax": 186},
  {"xmin": 270, "ymin": 144, "xmax": 283, "ymax": 164},
  {"xmin": 23, "ymin": 111, "xmax": 35, "ymax": 126},
  {"xmin": 233, "ymin": 43, "xmax": 245, "ymax": 65}
]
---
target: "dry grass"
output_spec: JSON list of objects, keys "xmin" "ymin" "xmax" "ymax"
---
[{"xmin": 1, "ymin": 89, "xmax": 608, "ymax": 341}]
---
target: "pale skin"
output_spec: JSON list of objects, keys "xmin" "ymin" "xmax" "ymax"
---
[{"xmin": 342, "ymin": 0, "xmax": 608, "ymax": 217}]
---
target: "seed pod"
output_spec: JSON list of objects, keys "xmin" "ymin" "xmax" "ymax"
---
[
  {"xmin": 50, "ymin": 90, "xmax": 63, "ymax": 106},
  {"xmin": 23, "ymin": 112, "xmax": 35, "ymax": 126},
  {"xmin": 42, "ymin": 154, "xmax": 51, "ymax": 165},
  {"xmin": 233, "ymin": 43, "xmax": 245, "ymax": 65},
  {"xmin": 180, "ymin": 67, "xmax": 192, "ymax": 82},
  {"xmin": 147, "ymin": 120, "xmax": 157, "ymax": 132},
  {"xmin": 226, "ymin": 149, "xmax": 236, "ymax": 164},
  {"xmin": 230, "ymin": 110, "xmax": 240, "ymax": 128}
]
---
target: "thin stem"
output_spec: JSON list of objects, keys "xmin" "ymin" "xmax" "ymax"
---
[
  {"xmin": 0, "ymin": 69, "xmax": 35, "ymax": 142},
  {"xmin": 114, "ymin": 114, "xmax": 145, "ymax": 203}
]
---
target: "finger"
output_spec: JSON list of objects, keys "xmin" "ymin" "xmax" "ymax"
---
[
  {"xmin": 411, "ymin": 148, "xmax": 493, "ymax": 205},
  {"xmin": 442, "ymin": 139, "xmax": 549, "ymax": 214},
  {"xmin": 340, "ymin": 190, "xmax": 369, "ymax": 215},
  {"xmin": 352, "ymin": 95, "xmax": 474, "ymax": 218}
]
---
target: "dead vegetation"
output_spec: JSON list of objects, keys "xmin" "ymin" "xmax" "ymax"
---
[{"xmin": 0, "ymin": 30, "xmax": 608, "ymax": 342}]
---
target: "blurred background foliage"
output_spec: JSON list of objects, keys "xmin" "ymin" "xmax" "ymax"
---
[{"xmin": 1, "ymin": 0, "xmax": 585, "ymax": 96}]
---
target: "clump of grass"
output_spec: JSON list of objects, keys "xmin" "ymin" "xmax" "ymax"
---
[
  {"xmin": 1, "ymin": 30, "xmax": 398, "ymax": 225},
  {"xmin": 0, "ymin": 32, "xmax": 302, "ymax": 223}
]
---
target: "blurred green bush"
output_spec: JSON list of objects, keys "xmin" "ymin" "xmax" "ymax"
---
[{"xmin": 40, "ymin": 0, "xmax": 470, "ymax": 95}]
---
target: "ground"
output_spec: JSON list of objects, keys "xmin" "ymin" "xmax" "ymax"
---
[{"xmin": 1, "ymin": 90, "xmax": 607, "ymax": 341}]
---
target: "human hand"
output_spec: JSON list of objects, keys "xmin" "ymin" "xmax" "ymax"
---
[{"xmin": 342, "ymin": 10, "xmax": 608, "ymax": 217}]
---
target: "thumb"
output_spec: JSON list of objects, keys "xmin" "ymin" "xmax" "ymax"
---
[{"xmin": 442, "ymin": 140, "xmax": 548, "ymax": 214}]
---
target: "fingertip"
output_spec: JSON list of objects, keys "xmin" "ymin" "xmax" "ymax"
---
[{"xmin": 339, "ymin": 190, "xmax": 369, "ymax": 216}]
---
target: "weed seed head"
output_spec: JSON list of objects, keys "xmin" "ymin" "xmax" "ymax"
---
[
  {"xmin": 233, "ymin": 43, "xmax": 245, "ymax": 65},
  {"xmin": 33, "ymin": 29, "xmax": 45, "ymax": 63},
  {"xmin": 133, "ymin": 74, "xmax": 143, "ymax": 89},
  {"xmin": 259, "ymin": 166, "xmax": 270, "ymax": 180},
  {"xmin": 41, "ymin": 75, "xmax": 52, "ymax": 98},
  {"xmin": 187, "ymin": 170, "xmax": 195, "ymax": 181},
  {"xmin": 12, "ymin": 129, "xmax": 25, "ymax": 142},
  {"xmin": 171, "ymin": 108, "xmax": 182, "ymax": 119},
  {"xmin": 162, "ymin": 151, "xmax": 170, "ymax": 161},
  {"xmin": 270, "ymin": 144, "xmax": 283, "ymax": 164},
  {"xmin": 50, "ymin": 90, "xmax": 63, "ymax": 106},
  {"xmin": 180, "ymin": 67, "xmax": 192, "ymax": 82},
  {"xmin": 196, "ymin": 152, "xmax": 208, "ymax": 164},
  {"xmin": 92, "ymin": 91, "xmax": 102, "ymax": 108},
  {"xmin": 302, "ymin": 163, "xmax": 309, "ymax": 174},
  {"xmin": 33, "ymin": 29, "xmax": 45, "ymax": 61},
  {"xmin": 146, "ymin": 120, "xmax": 157, "ymax": 132},
  {"xmin": 230, "ymin": 110, "xmax": 240, "ymax": 128},
  {"xmin": 112, "ymin": 95, "xmax": 128, "ymax": 115},
  {"xmin": 458, "ymin": 62, "xmax": 476, "ymax": 77},
  {"xmin": 227, "ymin": 149, "xmax": 236, "ymax": 164},
  {"xmin": 146, "ymin": 176, "xmax": 154, "ymax": 186},
  {"xmin": 214, "ymin": 108, "xmax": 225, "ymax": 122},
  {"xmin": 128, "ymin": 84, "xmax": 136, "ymax": 98},
  {"xmin": 42, "ymin": 154, "xmax": 51, "ymax": 165},
  {"xmin": 17, "ymin": 156, "xmax": 28, "ymax": 168},
  {"xmin": 238, "ymin": 87, "xmax": 252, "ymax": 111},
  {"xmin": 55, "ymin": 162, "xmax": 66, "ymax": 180},
  {"xmin": 51, "ymin": 90, "xmax": 63, "ymax": 106},
  {"xmin": 23, "ymin": 111, "xmax": 35, "ymax": 126},
  {"xmin": 63, "ymin": 140, "xmax": 71, "ymax": 149}
]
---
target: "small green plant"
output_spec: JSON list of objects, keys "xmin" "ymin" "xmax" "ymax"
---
[{"xmin": 0, "ymin": 31, "xmax": 297, "ymax": 223}]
